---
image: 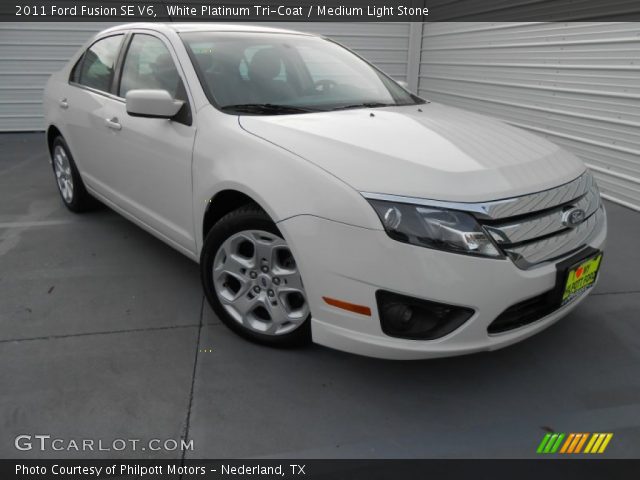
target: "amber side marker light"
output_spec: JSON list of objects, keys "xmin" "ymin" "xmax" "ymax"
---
[{"xmin": 323, "ymin": 297, "xmax": 372, "ymax": 316}]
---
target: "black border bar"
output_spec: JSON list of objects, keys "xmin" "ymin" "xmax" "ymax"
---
[
  {"xmin": 5, "ymin": 459, "xmax": 640, "ymax": 480},
  {"xmin": 4, "ymin": 0, "xmax": 640, "ymax": 22}
]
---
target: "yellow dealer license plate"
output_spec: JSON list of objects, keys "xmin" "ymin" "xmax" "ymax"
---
[{"xmin": 562, "ymin": 253, "xmax": 603, "ymax": 305}]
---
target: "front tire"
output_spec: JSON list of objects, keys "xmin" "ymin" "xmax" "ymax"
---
[
  {"xmin": 201, "ymin": 205, "xmax": 311, "ymax": 347},
  {"xmin": 50, "ymin": 136, "xmax": 98, "ymax": 212}
]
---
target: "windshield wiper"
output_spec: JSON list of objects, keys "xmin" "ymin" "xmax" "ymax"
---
[
  {"xmin": 330, "ymin": 102, "xmax": 395, "ymax": 111},
  {"xmin": 220, "ymin": 103, "xmax": 319, "ymax": 115}
]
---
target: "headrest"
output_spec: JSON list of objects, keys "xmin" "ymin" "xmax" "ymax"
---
[
  {"xmin": 248, "ymin": 48, "xmax": 283, "ymax": 81},
  {"xmin": 153, "ymin": 53, "xmax": 174, "ymax": 71}
]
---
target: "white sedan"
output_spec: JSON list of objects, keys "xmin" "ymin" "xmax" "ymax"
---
[{"xmin": 43, "ymin": 23, "xmax": 606, "ymax": 359}]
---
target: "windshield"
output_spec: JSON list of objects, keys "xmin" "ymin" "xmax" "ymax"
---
[{"xmin": 181, "ymin": 32, "xmax": 424, "ymax": 114}]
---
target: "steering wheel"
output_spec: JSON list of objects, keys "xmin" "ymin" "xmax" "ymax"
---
[{"xmin": 314, "ymin": 79, "xmax": 338, "ymax": 93}]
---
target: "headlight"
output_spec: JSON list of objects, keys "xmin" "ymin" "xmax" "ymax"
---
[{"xmin": 368, "ymin": 200, "xmax": 502, "ymax": 258}]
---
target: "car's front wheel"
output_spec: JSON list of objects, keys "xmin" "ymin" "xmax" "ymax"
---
[{"xmin": 201, "ymin": 205, "xmax": 311, "ymax": 347}]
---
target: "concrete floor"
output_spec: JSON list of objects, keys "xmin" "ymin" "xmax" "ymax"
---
[{"xmin": 1, "ymin": 132, "xmax": 639, "ymax": 459}]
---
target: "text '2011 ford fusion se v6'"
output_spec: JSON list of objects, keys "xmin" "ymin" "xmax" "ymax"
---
[{"xmin": 43, "ymin": 23, "xmax": 606, "ymax": 359}]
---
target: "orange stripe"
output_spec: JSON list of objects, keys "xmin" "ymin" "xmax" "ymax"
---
[
  {"xmin": 560, "ymin": 434, "xmax": 575, "ymax": 454},
  {"xmin": 323, "ymin": 297, "xmax": 371, "ymax": 316},
  {"xmin": 567, "ymin": 434, "xmax": 582, "ymax": 453},
  {"xmin": 574, "ymin": 433, "xmax": 589, "ymax": 453}
]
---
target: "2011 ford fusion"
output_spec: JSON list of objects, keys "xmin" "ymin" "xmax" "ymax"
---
[{"xmin": 43, "ymin": 23, "xmax": 606, "ymax": 359}]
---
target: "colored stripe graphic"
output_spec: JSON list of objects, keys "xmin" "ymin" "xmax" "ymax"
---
[
  {"xmin": 575, "ymin": 433, "xmax": 589, "ymax": 453},
  {"xmin": 539, "ymin": 433, "xmax": 613, "ymax": 454},
  {"xmin": 584, "ymin": 433, "xmax": 614, "ymax": 454},
  {"xmin": 544, "ymin": 434, "xmax": 559, "ymax": 453},
  {"xmin": 560, "ymin": 433, "xmax": 575, "ymax": 453},
  {"xmin": 592, "ymin": 434, "xmax": 606, "ymax": 453},
  {"xmin": 584, "ymin": 434, "xmax": 598, "ymax": 453},
  {"xmin": 537, "ymin": 433, "xmax": 565, "ymax": 453},
  {"xmin": 598, "ymin": 434, "xmax": 613, "ymax": 453},
  {"xmin": 567, "ymin": 433, "xmax": 583, "ymax": 453},
  {"xmin": 537, "ymin": 434, "xmax": 552, "ymax": 453},
  {"xmin": 550, "ymin": 433, "xmax": 565, "ymax": 453}
]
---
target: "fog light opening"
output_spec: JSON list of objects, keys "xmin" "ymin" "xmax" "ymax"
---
[
  {"xmin": 382, "ymin": 303, "xmax": 415, "ymax": 331},
  {"xmin": 376, "ymin": 290, "xmax": 474, "ymax": 340}
]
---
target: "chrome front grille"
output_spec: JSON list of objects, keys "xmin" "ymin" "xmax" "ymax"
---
[
  {"xmin": 503, "ymin": 208, "xmax": 604, "ymax": 267},
  {"xmin": 478, "ymin": 171, "xmax": 605, "ymax": 269},
  {"xmin": 484, "ymin": 183, "xmax": 600, "ymax": 245},
  {"xmin": 477, "ymin": 172, "xmax": 597, "ymax": 220}
]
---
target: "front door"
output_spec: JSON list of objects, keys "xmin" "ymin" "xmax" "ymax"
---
[{"xmin": 99, "ymin": 33, "xmax": 197, "ymax": 253}]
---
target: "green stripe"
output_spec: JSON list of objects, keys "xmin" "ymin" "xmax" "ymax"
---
[
  {"xmin": 550, "ymin": 433, "xmax": 565, "ymax": 453},
  {"xmin": 537, "ymin": 433, "xmax": 552, "ymax": 453},
  {"xmin": 544, "ymin": 434, "xmax": 559, "ymax": 453}
]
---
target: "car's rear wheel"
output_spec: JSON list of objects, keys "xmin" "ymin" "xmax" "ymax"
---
[
  {"xmin": 201, "ymin": 205, "xmax": 311, "ymax": 347},
  {"xmin": 50, "ymin": 136, "xmax": 98, "ymax": 212}
]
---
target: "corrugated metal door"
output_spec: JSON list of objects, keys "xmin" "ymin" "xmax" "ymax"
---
[
  {"xmin": 419, "ymin": 22, "xmax": 640, "ymax": 211},
  {"xmin": 0, "ymin": 21, "xmax": 412, "ymax": 132},
  {"xmin": 0, "ymin": 22, "xmax": 119, "ymax": 131}
]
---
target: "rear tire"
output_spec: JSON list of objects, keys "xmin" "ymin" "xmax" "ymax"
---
[
  {"xmin": 50, "ymin": 136, "xmax": 99, "ymax": 212},
  {"xmin": 201, "ymin": 205, "xmax": 311, "ymax": 347}
]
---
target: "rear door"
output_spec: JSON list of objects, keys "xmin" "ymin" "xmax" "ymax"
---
[
  {"xmin": 64, "ymin": 34, "xmax": 125, "ymax": 186},
  {"xmin": 98, "ymin": 32, "xmax": 197, "ymax": 253}
]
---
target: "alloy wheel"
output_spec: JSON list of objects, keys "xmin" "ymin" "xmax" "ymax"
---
[
  {"xmin": 53, "ymin": 145, "xmax": 74, "ymax": 204},
  {"xmin": 212, "ymin": 230, "xmax": 309, "ymax": 336}
]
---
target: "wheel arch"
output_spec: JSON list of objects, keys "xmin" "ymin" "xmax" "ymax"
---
[
  {"xmin": 202, "ymin": 189, "xmax": 268, "ymax": 242},
  {"xmin": 46, "ymin": 125, "xmax": 63, "ymax": 154}
]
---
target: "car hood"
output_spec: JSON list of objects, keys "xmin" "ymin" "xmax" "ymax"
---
[{"xmin": 239, "ymin": 102, "xmax": 586, "ymax": 203}]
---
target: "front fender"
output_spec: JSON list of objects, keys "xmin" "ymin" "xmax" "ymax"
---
[{"xmin": 192, "ymin": 106, "xmax": 382, "ymax": 255}]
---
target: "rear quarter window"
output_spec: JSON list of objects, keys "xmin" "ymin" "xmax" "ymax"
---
[
  {"xmin": 76, "ymin": 35, "xmax": 124, "ymax": 93},
  {"xmin": 69, "ymin": 55, "xmax": 84, "ymax": 83}
]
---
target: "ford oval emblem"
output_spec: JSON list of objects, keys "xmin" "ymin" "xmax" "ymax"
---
[{"xmin": 562, "ymin": 207, "xmax": 586, "ymax": 228}]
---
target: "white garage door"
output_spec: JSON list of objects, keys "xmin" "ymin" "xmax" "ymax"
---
[
  {"xmin": 0, "ymin": 22, "xmax": 412, "ymax": 132},
  {"xmin": 418, "ymin": 22, "xmax": 640, "ymax": 210},
  {"xmin": 0, "ymin": 23, "xmax": 119, "ymax": 131}
]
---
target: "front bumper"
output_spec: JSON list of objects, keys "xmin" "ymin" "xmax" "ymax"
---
[{"xmin": 278, "ymin": 208, "xmax": 607, "ymax": 360}]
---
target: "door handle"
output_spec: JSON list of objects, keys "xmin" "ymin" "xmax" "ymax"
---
[
  {"xmin": 59, "ymin": 98, "xmax": 69, "ymax": 109},
  {"xmin": 104, "ymin": 117, "xmax": 122, "ymax": 131}
]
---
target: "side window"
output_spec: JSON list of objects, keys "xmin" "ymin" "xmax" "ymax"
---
[
  {"xmin": 119, "ymin": 34, "xmax": 185, "ymax": 101},
  {"xmin": 77, "ymin": 35, "xmax": 123, "ymax": 92},
  {"xmin": 69, "ymin": 55, "xmax": 84, "ymax": 83}
]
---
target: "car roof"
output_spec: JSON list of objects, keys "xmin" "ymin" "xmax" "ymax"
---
[{"xmin": 101, "ymin": 23, "xmax": 313, "ymax": 37}]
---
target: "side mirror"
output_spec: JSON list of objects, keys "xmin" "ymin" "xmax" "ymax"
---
[{"xmin": 126, "ymin": 89, "xmax": 184, "ymax": 119}]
